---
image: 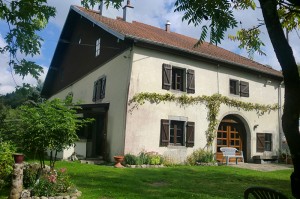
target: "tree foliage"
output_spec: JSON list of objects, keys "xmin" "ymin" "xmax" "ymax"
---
[
  {"xmin": 0, "ymin": 0, "xmax": 55, "ymax": 78},
  {"xmin": 6, "ymin": 97, "xmax": 93, "ymax": 169},
  {"xmin": 0, "ymin": 81, "xmax": 43, "ymax": 108}
]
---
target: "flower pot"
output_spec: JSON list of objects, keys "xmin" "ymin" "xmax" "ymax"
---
[
  {"xmin": 113, "ymin": 156, "xmax": 124, "ymax": 168},
  {"xmin": 13, "ymin": 153, "xmax": 24, "ymax": 164}
]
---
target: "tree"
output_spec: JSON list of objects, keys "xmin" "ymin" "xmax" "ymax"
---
[
  {"xmin": 9, "ymin": 97, "xmax": 93, "ymax": 169},
  {"xmin": 0, "ymin": 0, "xmax": 55, "ymax": 79},
  {"xmin": 0, "ymin": 81, "xmax": 43, "ymax": 108}
]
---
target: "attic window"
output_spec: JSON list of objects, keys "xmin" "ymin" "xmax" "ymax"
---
[{"xmin": 95, "ymin": 38, "xmax": 101, "ymax": 57}]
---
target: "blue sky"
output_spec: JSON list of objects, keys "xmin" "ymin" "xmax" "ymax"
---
[{"xmin": 0, "ymin": 0, "xmax": 299, "ymax": 94}]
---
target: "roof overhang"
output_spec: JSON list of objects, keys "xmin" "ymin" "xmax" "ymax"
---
[{"xmin": 127, "ymin": 36, "xmax": 283, "ymax": 81}]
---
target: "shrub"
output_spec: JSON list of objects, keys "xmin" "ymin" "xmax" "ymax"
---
[
  {"xmin": 137, "ymin": 151, "xmax": 150, "ymax": 165},
  {"xmin": 23, "ymin": 163, "xmax": 40, "ymax": 189},
  {"xmin": 147, "ymin": 152, "xmax": 163, "ymax": 165},
  {"xmin": 31, "ymin": 167, "xmax": 74, "ymax": 197},
  {"xmin": 125, "ymin": 151, "xmax": 164, "ymax": 165},
  {"xmin": 186, "ymin": 148, "xmax": 214, "ymax": 165},
  {"xmin": 124, "ymin": 154, "xmax": 138, "ymax": 165},
  {"xmin": 0, "ymin": 141, "xmax": 16, "ymax": 190}
]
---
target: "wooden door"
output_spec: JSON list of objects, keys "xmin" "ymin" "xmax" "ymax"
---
[{"xmin": 216, "ymin": 121, "xmax": 243, "ymax": 162}]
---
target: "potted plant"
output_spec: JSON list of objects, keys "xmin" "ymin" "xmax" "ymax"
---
[
  {"xmin": 13, "ymin": 153, "xmax": 24, "ymax": 164},
  {"xmin": 113, "ymin": 155, "xmax": 124, "ymax": 168}
]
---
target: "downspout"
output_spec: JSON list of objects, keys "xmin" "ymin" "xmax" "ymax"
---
[
  {"xmin": 217, "ymin": 64, "xmax": 220, "ymax": 94},
  {"xmin": 122, "ymin": 47, "xmax": 134, "ymax": 155},
  {"xmin": 278, "ymin": 81, "xmax": 283, "ymax": 152}
]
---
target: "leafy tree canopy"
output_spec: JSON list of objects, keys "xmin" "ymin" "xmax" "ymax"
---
[
  {"xmin": 0, "ymin": 81, "xmax": 43, "ymax": 108},
  {"xmin": 0, "ymin": 0, "xmax": 55, "ymax": 79}
]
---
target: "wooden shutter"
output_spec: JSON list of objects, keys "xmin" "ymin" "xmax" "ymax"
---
[
  {"xmin": 257, "ymin": 133, "xmax": 265, "ymax": 152},
  {"xmin": 92, "ymin": 81, "xmax": 97, "ymax": 102},
  {"xmin": 187, "ymin": 69, "xmax": 195, "ymax": 94},
  {"xmin": 100, "ymin": 76, "xmax": 106, "ymax": 99},
  {"xmin": 240, "ymin": 81, "xmax": 249, "ymax": 97},
  {"xmin": 162, "ymin": 64, "xmax": 171, "ymax": 90},
  {"xmin": 160, "ymin": 119, "xmax": 170, "ymax": 147},
  {"xmin": 186, "ymin": 122, "xmax": 195, "ymax": 147},
  {"xmin": 96, "ymin": 79, "xmax": 102, "ymax": 101}
]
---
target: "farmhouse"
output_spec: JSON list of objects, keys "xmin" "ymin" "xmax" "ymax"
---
[{"xmin": 41, "ymin": 2, "xmax": 284, "ymax": 163}]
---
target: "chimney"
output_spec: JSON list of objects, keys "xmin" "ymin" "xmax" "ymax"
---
[
  {"xmin": 99, "ymin": 1, "xmax": 104, "ymax": 16},
  {"xmin": 165, "ymin": 20, "xmax": 171, "ymax": 33},
  {"xmin": 123, "ymin": 0, "xmax": 134, "ymax": 23}
]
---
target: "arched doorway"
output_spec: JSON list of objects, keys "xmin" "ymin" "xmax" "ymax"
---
[{"xmin": 216, "ymin": 115, "xmax": 247, "ymax": 163}]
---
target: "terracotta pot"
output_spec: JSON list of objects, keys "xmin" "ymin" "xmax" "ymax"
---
[
  {"xmin": 13, "ymin": 153, "xmax": 24, "ymax": 164},
  {"xmin": 113, "ymin": 156, "xmax": 124, "ymax": 168}
]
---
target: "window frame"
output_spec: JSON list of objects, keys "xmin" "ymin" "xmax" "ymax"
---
[
  {"xmin": 256, "ymin": 133, "xmax": 272, "ymax": 152},
  {"xmin": 229, "ymin": 79, "xmax": 249, "ymax": 97},
  {"xmin": 162, "ymin": 64, "xmax": 195, "ymax": 94},
  {"xmin": 95, "ymin": 38, "xmax": 101, "ymax": 57},
  {"xmin": 160, "ymin": 119, "xmax": 195, "ymax": 147},
  {"xmin": 171, "ymin": 67, "xmax": 186, "ymax": 92}
]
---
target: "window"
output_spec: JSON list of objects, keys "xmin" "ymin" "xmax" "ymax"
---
[
  {"xmin": 229, "ymin": 79, "xmax": 249, "ymax": 97},
  {"xmin": 172, "ymin": 68, "xmax": 184, "ymax": 91},
  {"xmin": 95, "ymin": 38, "xmax": 101, "ymax": 57},
  {"xmin": 256, "ymin": 133, "xmax": 272, "ymax": 152},
  {"xmin": 162, "ymin": 64, "xmax": 195, "ymax": 93},
  {"xmin": 92, "ymin": 76, "xmax": 106, "ymax": 102},
  {"xmin": 170, "ymin": 120, "xmax": 184, "ymax": 145},
  {"xmin": 160, "ymin": 119, "xmax": 195, "ymax": 147}
]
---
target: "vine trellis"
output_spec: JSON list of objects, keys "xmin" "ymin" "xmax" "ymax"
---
[{"xmin": 129, "ymin": 92, "xmax": 279, "ymax": 146}]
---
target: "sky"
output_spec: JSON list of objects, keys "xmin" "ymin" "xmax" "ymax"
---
[{"xmin": 0, "ymin": 0, "xmax": 299, "ymax": 95}]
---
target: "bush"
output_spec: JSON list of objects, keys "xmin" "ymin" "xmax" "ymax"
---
[
  {"xmin": 23, "ymin": 163, "xmax": 40, "ymax": 189},
  {"xmin": 186, "ymin": 148, "xmax": 214, "ymax": 165},
  {"xmin": 124, "ymin": 154, "xmax": 138, "ymax": 165},
  {"xmin": 0, "ymin": 141, "xmax": 16, "ymax": 190},
  {"xmin": 124, "ymin": 151, "xmax": 163, "ymax": 165},
  {"xmin": 31, "ymin": 167, "xmax": 73, "ymax": 197},
  {"xmin": 147, "ymin": 152, "xmax": 163, "ymax": 165}
]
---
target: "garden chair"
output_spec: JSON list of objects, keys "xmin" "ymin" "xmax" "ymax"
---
[{"xmin": 244, "ymin": 186, "xmax": 288, "ymax": 199}]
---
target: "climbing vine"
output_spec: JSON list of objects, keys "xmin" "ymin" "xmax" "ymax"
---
[{"xmin": 129, "ymin": 92, "xmax": 278, "ymax": 146}]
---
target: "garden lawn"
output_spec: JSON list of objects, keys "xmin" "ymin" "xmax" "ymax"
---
[{"xmin": 0, "ymin": 161, "xmax": 293, "ymax": 199}]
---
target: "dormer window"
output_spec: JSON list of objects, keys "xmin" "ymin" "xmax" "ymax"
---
[{"xmin": 95, "ymin": 38, "xmax": 101, "ymax": 57}]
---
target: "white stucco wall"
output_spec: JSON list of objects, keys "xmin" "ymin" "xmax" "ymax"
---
[
  {"xmin": 125, "ymin": 46, "xmax": 283, "ymax": 163},
  {"xmin": 50, "ymin": 49, "xmax": 133, "ymax": 161}
]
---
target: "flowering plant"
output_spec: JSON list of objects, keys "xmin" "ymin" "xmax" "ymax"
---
[{"xmin": 31, "ymin": 168, "xmax": 73, "ymax": 197}]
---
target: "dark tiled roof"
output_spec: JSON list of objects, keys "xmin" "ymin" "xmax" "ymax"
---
[{"xmin": 74, "ymin": 6, "xmax": 282, "ymax": 78}]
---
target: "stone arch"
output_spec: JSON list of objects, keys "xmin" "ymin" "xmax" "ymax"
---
[{"xmin": 216, "ymin": 112, "xmax": 251, "ymax": 162}]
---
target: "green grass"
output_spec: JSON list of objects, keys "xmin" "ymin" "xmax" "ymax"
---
[{"xmin": 0, "ymin": 161, "xmax": 293, "ymax": 199}]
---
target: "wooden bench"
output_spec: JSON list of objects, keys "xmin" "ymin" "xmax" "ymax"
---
[{"xmin": 220, "ymin": 147, "xmax": 244, "ymax": 165}]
